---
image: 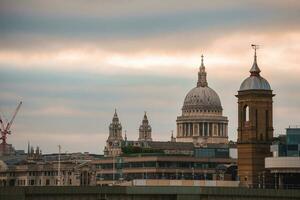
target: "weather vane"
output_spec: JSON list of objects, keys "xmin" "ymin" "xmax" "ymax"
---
[{"xmin": 251, "ymin": 44, "xmax": 259, "ymax": 54}]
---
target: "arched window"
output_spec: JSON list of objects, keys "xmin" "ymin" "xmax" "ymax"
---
[{"xmin": 243, "ymin": 105, "xmax": 250, "ymax": 122}]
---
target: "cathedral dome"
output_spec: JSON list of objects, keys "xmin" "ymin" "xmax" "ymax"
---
[
  {"xmin": 182, "ymin": 55, "xmax": 222, "ymax": 113},
  {"xmin": 176, "ymin": 55, "xmax": 228, "ymax": 146},
  {"xmin": 239, "ymin": 45, "xmax": 271, "ymax": 91},
  {"xmin": 183, "ymin": 86, "xmax": 222, "ymax": 112}
]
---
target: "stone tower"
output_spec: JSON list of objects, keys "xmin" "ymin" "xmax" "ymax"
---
[
  {"xmin": 236, "ymin": 45, "xmax": 274, "ymax": 187},
  {"xmin": 138, "ymin": 112, "xmax": 152, "ymax": 141},
  {"xmin": 105, "ymin": 109, "xmax": 123, "ymax": 157}
]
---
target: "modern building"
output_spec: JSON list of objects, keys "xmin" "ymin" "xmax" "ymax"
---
[
  {"xmin": 236, "ymin": 46, "xmax": 274, "ymax": 188},
  {"xmin": 265, "ymin": 126, "xmax": 300, "ymax": 189},
  {"xmin": 92, "ymin": 154, "xmax": 236, "ymax": 186},
  {"xmin": 176, "ymin": 56, "xmax": 228, "ymax": 146}
]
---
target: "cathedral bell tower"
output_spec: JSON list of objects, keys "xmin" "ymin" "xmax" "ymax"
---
[
  {"xmin": 138, "ymin": 112, "xmax": 152, "ymax": 141},
  {"xmin": 105, "ymin": 109, "xmax": 123, "ymax": 157},
  {"xmin": 236, "ymin": 45, "xmax": 274, "ymax": 187}
]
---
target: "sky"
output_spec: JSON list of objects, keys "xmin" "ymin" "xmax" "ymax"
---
[{"xmin": 0, "ymin": 0, "xmax": 300, "ymax": 154}]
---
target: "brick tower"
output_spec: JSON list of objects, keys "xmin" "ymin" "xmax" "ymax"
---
[{"xmin": 236, "ymin": 45, "xmax": 274, "ymax": 187}]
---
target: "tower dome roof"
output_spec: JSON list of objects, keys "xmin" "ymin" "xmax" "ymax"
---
[
  {"xmin": 239, "ymin": 76, "xmax": 271, "ymax": 91},
  {"xmin": 182, "ymin": 55, "xmax": 222, "ymax": 112},
  {"xmin": 239, "ymin": 45, "xmax": 271, "ymax": 91}
]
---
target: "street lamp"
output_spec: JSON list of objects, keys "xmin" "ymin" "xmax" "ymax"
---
[{"xmin": 192, "ymin": 167, "xmax": 195, "ymax": 180}]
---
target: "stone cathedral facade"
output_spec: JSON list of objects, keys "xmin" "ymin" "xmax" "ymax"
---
[{"xmin": 104, "ymin": 111, "xmax": 153, "ymax": 157}]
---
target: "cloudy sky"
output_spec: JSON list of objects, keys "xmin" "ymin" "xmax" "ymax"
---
[{"xmin": 0, "ymin": 0, "xmax": 299, "ymax": 154}]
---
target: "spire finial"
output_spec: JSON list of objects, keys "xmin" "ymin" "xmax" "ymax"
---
[
  {"xmin": 250, "ymin": 44, "xmax": 261, "ymax": 75},
  {"xmin": 143, "ymin": 111, "xmax": 148, "ymax": 122},
  {"xmin": 252, "ymin": 44, "xmax": 258, "ymax": 63},
  {"xmin": 197, "ymin": 54, "xmax": 208, "ymax": 87},
  {"xmin": 170, "ymin": 130, "xmax": 176, "ymax": 142},
  {"xmin": 113, "ymin": 108, "xmax": 119, "ymax": 122}
]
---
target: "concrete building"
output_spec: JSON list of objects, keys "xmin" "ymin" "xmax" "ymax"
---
[
  {"xmin": 176, "ymin": 55, "xmax": 228, "ymax": 146},
  {"xmin": 265, "ymin": 126, "xmax": 300, "ymax": 189},
  {"xmin": 0, "ymin": 150, "xmax": 102, "ymax": 187},
  {"xmin": 0, "ymin": 160, "xmax": 82, "ymax": 186},
  {"xmin": 92, "ymin": 154, "xmax": 236, "ymax": 186},
  {"xmin": 236, "ymin": 46, "xmax": 274, "ymax": 188}
]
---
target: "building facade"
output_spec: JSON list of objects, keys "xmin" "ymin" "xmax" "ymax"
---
[
  {"xmin": 176, "ymin": 56, "xmax": 228, "ymax": 146},
  {"xmin": 236, "ymin": 46, "xmax": 274, "ymax": 187},
  {"xmin": 93, "ymin": 155, "xmax": 236, "ymax": 185},
  {"xmin": 265, "ymin": 126, "xmax": 300, "ymax": 189},
  {"xmin": 0, "ymin": 161, "xmax": 81, "ymax": 187}
]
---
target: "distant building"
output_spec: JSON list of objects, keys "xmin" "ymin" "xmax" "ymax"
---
[
  {"xmin": 236, "ymin": 46, "xmax": 274, "ymax": 188},
  {"xmin": 265, "ymin": 126, "xmax": 300, "ymax": 189},
  {"xmin": 176, "ymin": 56, "xmax": 228, "ymax": 146},
  {"xmin": 138, "ymin": 112, "xmax": 152, "ymax": 142},
  {"xmin": 0, "ymin": 152, "xmax": 101, "ymax": 187},
  {"xmin": 27, "ymin": 143, "xmax": 42, "ymax": 161},
  {"xmin": 104, "ymin": 110, "xmax": 123, "ymax": 157},
  {"xmin": 0, "ymin": 144, "xmax": 15, "ymax": 156}
]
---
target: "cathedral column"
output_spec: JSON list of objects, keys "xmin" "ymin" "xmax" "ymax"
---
[
  {"xmin": 221, "ymin": 123, "xmax": 224, "ymax": 136},
  {"xmin": 207, "ymin": 123, "xmax": 210, "ymax": 136},
  {"xmin": 187, "ymin": 123, "xmax": 189, "ymax": 136},
  {"xmin": 193, "ymin": 124, "xmax": 198, "ymax": 136},
  {"xmin": 212, "ymin": 123, "xmax": 216, "ymax": 136}
]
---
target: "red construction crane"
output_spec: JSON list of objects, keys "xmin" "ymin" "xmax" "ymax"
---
[{"xmin": 0, "ymin": 101, "xmax": 22, "ymax": 151}]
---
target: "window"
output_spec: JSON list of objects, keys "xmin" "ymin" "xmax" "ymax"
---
[
  {"xmin": 265, "ymin": 110, "xmax": 269, "ymax": 140},
  {"xmin": 243, "ymin": 105, "xmax": 249, "ymax": 122}
]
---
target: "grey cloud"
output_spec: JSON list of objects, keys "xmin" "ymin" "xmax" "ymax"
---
[{"xmin": 0, "ymin": 1, "xmax": 299, "ymax": 52}]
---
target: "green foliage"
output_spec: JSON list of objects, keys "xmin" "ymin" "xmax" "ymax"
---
[{"xmin": 122, "ymin": 146, "xmax": 163, "ymax": 155}]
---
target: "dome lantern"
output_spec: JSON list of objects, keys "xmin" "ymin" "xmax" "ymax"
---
[{"xmin": 197, "ymin": 55, "xmax": 208, "ymax": 87}]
